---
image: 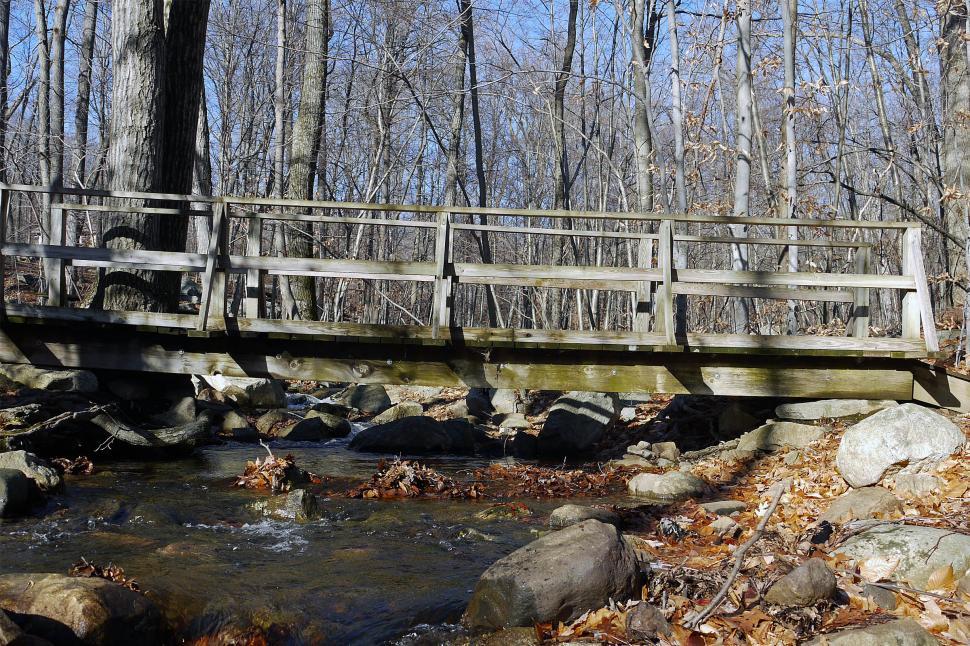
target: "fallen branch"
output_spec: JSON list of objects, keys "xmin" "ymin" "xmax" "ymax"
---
[{"xmin": 684, "ymin": 478, "xmax": 790, "ymax": 629}]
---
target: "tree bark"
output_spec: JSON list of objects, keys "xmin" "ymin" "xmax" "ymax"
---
[
  {"xmin": 629, "ymin": 0, "xmax": 656, "ymax": 213},
  {"xmin": 0, "ymin": 0, "xmax": 8, "ymax": 182},
  {"xmin": 731, "ymin": 0, "xmax": 753, "ymax": 332},
  {"xmin": 553, "ymin": 0, "xmax": 579, "ymax": 211},
  {"xmin": 781, "ymin": 0, "xmax": 798, "ymax": 332},
  {"xmin": 942, "ymin": 0, "xmax": 970, "ymax": 301},
  {"xmin": 73, "ymin": 0, "xmax": 98, "ymax": 186},
  {"xmin": 666, "ymin": 0, "xmax": 688, "ymax": 334}
]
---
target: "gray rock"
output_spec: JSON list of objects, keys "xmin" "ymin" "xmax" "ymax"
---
[
  {"xmin": 466, "ymin": 389, "xmax": 494, "ymax": 419},
  {"xmin": 256, "ymin": 489, "xmax": 320, "ymax": 523},
  {"xmin": 0, "ymin": 573, "xmax": 162, "ymax": 645},
  {"xmin": 737, "ymin": 421, "xmax": 828, "ymax": 452},
  {"xmin": 804, "ymin": 619, "xmax": 936, "ymax": 646},
  {"xmin": 0, "ymin": 364, "xmax": 97, "ymax": 393},
  {"xmin": 820, "ymin": 486, "xmax": 902, "ymax": 524},
  {"xmin": 0, "ymin": 451, "xmax": 61, "ymax": 492},
  {"xmin": 627, "ymin": 471, "xmax": 707, "ymax": 501},
  {"xmin": 0, "ymin": 404, "xmax": 46, "ymax": 431},
  {"xmin": 708, "ymin": 516, "xmax": 741, "ymax": 539},
  {"xmin": 700, "ymin": 500, "xmax": 746, "ymax": 516},
  {"xmin": 197, "ymin": 376, "xmax": 287, "ymax": 409},
  {"xmin": 626, "ymin": 441, "xmax": 654, "ymax": 459},
  {"xmin": 491, "ymin": 389, "xmax": 519, "ymax": 415},
  {"xmin": 497, "ymin": 413, "xmax": 530, "ymax": 430},
  {"xmin": 255, "ymin": 409, "xmax": 297, "ymax": 434},
  {"xmin": 441, "ymin": 419, "xmax": 478, "ymax": 454},
  {"xmin": 371, "ymin": 401, "xmax": 423, "ymax": 424},
  {"xmin": 538, "ymin": 392, "xmax": 620, "ymax": 456},
  {"xmin": 835, "ymin": 403, "xmax": 965, "ymax": 487},
  {"xmin": 383, "ymin": 385, "xmax": 443, "ymax": 404},
  {"xmin": 625, "ymin": 603, "xmax": 671, "ymax": 641},
  {"xmin": 0, "ymin": 469, "xmax": 31, "ymax": 517},
  {"xmin": 718, "ymin": 403, "xmax": 760, "ymax": 434},
  {"xmin": 506, "ymin": 431, "xmax": 537, "ymax": 459},
  {"xmin": 463, "ymin": 520, "xmax": 642, "ymax": 629},
  {"xmin": 618, "ymin": 407, "xmax": 637, "ymax": 423},
  {"xmin": 775, "ymin": 399, "xmax": 897, "ymax": 421},
  {"xmin": 334, "ymin": 384, "xmax": 392, "ymax": 414},
  {"xmin": 836, "ymin": 524, "xmax": 970, "ymax": 589},
  {"xmin": 220, "ymin": 411, "xmax": 257, "ymax": 441},
  {"xmin": 0, "ymin": 609, "xmax": 39, "ymax": 645},
  {"xmin": 274, "ymin": 417, "xmax": 327, "ymax": 441},
  {"xmin": 891, "ymin": 473, "xmax": 944, "ymax": 498},
  {"xmin": 310, "ymin": 401, "xmax": 353, "ymax": 418},
  {"xmin": 764, "ymin": 558, "xmax": 836, "ymax": 606},
  {"xmin": 862, "ymin": 583, "xmax": 897, "ymax": 611},
  {"xmin": 303, "ymin": 410, "xmax": 352, "ymax": 438},
  {"xmin": 548, "ymin": 504, "xmax": 621, "ymax": 529},
  {"xmin": 614, "ymin": 455, "xmax": 653, "ymax": 468},
  {"xmin": 349, "ymin": 416, "xmax": 453, "ymax": 454},
  {"xmin": 651, "ymin": 442, "xmax": 680, "ymax": 462}
]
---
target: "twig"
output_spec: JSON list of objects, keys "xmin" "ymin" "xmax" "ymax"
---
[
  {"xmin": 684, "ymin": 478, "xmax": 790, "ymax": 629},
  {"xmin": 259, "ymin": 439, "xmax": 275, "ymax": 460}
]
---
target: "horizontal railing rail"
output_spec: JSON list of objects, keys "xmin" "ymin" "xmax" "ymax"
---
[{"xmin": 0, "ymin": 183, "xmax": 940, "ymax": 357}]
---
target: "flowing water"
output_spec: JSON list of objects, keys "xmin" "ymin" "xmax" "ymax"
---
[{"xmin": 0, "ymin": 430, "xmax": 634, "ymax": 645}]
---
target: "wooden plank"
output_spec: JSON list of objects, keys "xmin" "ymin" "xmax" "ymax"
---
[
  {"xmin": 454, "ymin": 262, "xmax": 662, "ymax": 282},
  {"xmin": 2, "ymin": 304, "xmax": 196, "ymax": 328},
  {"xmin": 673, "ymin": 234, "xmax": 871, "ymax": 248},
  {"xmin": 852, "ymin": 245, "xmax": 871, "ymax": 338},
  {"xmin": 244, "ymin": 211, "xmax": 436, "ymax": 228},
  {"xmin": 45, "ymin": 198, "xmax": 65, "ymax": 306},
  {"xmin": 904, "ymin": 228, "xmax": 939, "ymax": 352},
  {"xmin": 457, "ymin": 275, "xmax": 645, "ymax": 291},
  {"xmin": 197, "ymin": 202, "xmax": 225, "ymax": 331},
  {"xmin": 2, "ymin": 182, "xmax": 215, "ymax": 204},
  {"xmin": 634, "ymin": 237, "xmax": 653, "ymax": 332},
  {"xmin": 226, "ymin": 255, "xmax": 436, "ymax": 279},
  {"xmin": 452, "ymin": 222, "xmax": 651, "ymax": 240},
  {"xmin": 673, "ymin": 282, "xmax": 854, "ymax": 303},
  {"xmin": 244, "ymin": 212, "xmax": 263, "ymax": 318},
  {"xmin": 431, "ymin": 211, "xmax": 451, "ymax": 338},
  {"xmin": 51, "ymin": 202, "xmax": 210, "ymax": 217},
  {"xmin": 900, "ymin": 229, "xmax": 920, "ymax": 340},
  {"xmin": 656, "ymin": 220, "xmax": 675, "ymax": 344},
  {"xmin": 0, "ymin": 323, "xmax": 917, "ymax": 399},
  {"xmin": 2, "ymin": 243, "xmax": 206, "ymax": 272},
  {"xmin": 912, "ymin": 364, "xmax": 970, "ymax": 412},
  {"xmin": 677, "ymin": 268, "xmax": 915, "ymax": 289}
]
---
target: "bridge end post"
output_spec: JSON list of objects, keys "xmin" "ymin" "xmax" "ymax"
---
[
  {"xmin": 197, "ymin": 201, "xmax": 227, "ymax": 332},
  {"xmin": 431, "ymin": 211, "xmax": 452, "ymax": 339},
  {"xmin": 244, "ymin": 206, "xmax": 264, "ymax": 319},
  {"xmin": 655, "ymin": 220, "xmax": 676, "ymax": 345},
  {"xmin": 634, "ymin": 236, "xmax": 653, "ymax": 333},
  {"xmin": 852, "ymin": 244, "xmax": 870, "ymax": 338}
]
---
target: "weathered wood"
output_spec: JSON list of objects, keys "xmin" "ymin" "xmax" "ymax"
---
[
  {"xmin": 851, "ymin": 245, "xmax": 871, "ymax": 338},
  {"xmin": 0, "ymin": 188, "xmax": 8, "ymax": 323},
  {"xmin": 673, "ymin": 282, "xmax": 854, "ymax": 303},
  {"xmin": 45, "ymin": 197, "xmax": 65, "ymax": 306},
  {"xmin": 677, "ymin": 268, "xmax": 915, "ymax": 289},
  {"xmin": 3, "ymin": 243, "xmax": 207, "ymax": 272},
  {"xmin": 241, "ymin": 209, "xmax": 436, "ymax": 228},
  {"xmin": 244, "ymin": 212, "xmax": 263, "ymax": 318},
  {"xmin": 2, "ymin": 182, "xmax": 214, "ymax": 203},
  {"xmin": 51, "ymin": 201, "xmax": 210, "ymax": 217},
  {"xmin": 901, "ymin": 228, "xmax": 920, "ymax": 341},
  {"xmin": 431, "ymin": 211, "xmax": 451, "ymax": 338},
  {"xmin": 227, "ymin": 255, "xmax": 436, "ymax": 279},
  {"xmin": 903, "ymin": 228, "xmax": 939, "ymax": 352},
  {"xmin": 912, "ymin": 364, "xmax": 970, "ymax": 411},
  {"xmin": 634, "ymin": 236, "xmax": 653, "ymax": 332},
  {"xmin": 656, "ymin": 220, "xmax": 675, "ymax": 343},
  {"xmin": 197, "ymin": 201, "xmax": 226, "ymax": 331}
]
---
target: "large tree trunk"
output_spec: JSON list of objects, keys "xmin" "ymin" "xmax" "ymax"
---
[
  {"xmin": 629, "ymin": 0, "xmax": 656, "ymax": 214},
  {"xmin": 98, "ymin": 0, "xmax": 166, "ymax": 311},
  {"xmin": 781, "ymin": 0, "xmax": 798, "ymax": 332},
  {"xmin": 0, "ymin": 0, "xmax": 8, "ymax": 182},
  {"xmin": 666, "ymin": 0, "xmax": 688, "ymax": 334},
  {"xmin": 73, "ymin": 0, "xmax": 97, "ymax": 186},
  {"xmin": 284, "ymin": 0, "xmax": 330, "ymax": 320},
  {"xmin": 553, "ymin": 0, "xmax": 579, "ymax": 211},
  {"xmin": 49, "ymin": 0, "xmax": 69, "ymax": 188},
  {"xmin": 730, "ymin": 0, "xmax": 752, "ymax": 332},
  {"xmin": 193, "ymin": 90, "xmax": 213, "ymax": 254},
  {"xmin": 942, "ymin": 0, "xmax": 970, "ymax": 303},
  {"xmin": 442, "ymin": 0, "xmax": 469, "ymax": 210}
]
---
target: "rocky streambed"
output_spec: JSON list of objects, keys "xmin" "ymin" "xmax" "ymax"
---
[{"xmin": 0, "ymin": 367, "xmax": 968, "ymax": 645}]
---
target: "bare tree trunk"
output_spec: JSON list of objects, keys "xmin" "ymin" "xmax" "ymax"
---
[
  {"xmin": 0, "ymin": 0, "xmax": 8, "ymax": 182},
  {"xmin": 942, "ymin": 0, "xmax": 970, "ymax": 302},
  {"xmin": 442, "ymin": 0, "xmax": 469, "ymax": 210},
  {"xmin": 285, "ymin": 0, "xmax": 330, "ymax": 320},
  {"xmin": 33, "ymin": 0, "xmax": 50, "ymax": 191},
  {"xmin": 629, "ymin": 0, "xmax": 656, "ymax": 213},
  {"xmin": 781, "ymin": 0, "xmax": 798, "ymax": 332},
  {"xmin": 49, "ymin": 0, "xmax": 69, "ymax": 188},
  {"xmin": 192, "ymin": 90, "xmax": 212, "ymax": 255},
  {"xmin": 553, "ymin": 0, "xmax": 579, "ymax": 211},
  {"xmin": 269, "ymin": 0, "xmax": 296, "ymax": 319},
  {"xmin": 73, "ymin": 0, "xmax": 97, "ymax": 186},
  {"xmin": 666, "ymin": 0, "xmax": 688, "ymax": 334},
  {"xmin": 98, "ymin": 0, "xmax": 166, "ymax": 311},
  {"xmin": 731, "ymin": 0, "xmax": 752, "ymax": 332}
]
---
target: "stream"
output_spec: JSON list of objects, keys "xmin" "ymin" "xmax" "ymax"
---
[{"xmin": 0, "ymin": 429, "xmax": 637, "ymax": 645}]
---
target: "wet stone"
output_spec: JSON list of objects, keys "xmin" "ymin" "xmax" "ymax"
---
[
  {"xmin": 627, "ymin": 471, "xmax": 707, "ymax": 502},
  {"xmin": 548, "ymin": 504, "xmax": 620, "ymax": 529}
]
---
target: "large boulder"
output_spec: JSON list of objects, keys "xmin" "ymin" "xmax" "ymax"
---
[
  {"xmin": 775, "ymin": 399, "xmax": 897, "ymax": 420},
  {"xmin": 764, "ymin": 559, "xmax": 836, "ymax": 607},
  {"xmin": 835, "ymin": 403, "xmax": 965, "ymax": 487},
  {"xmin": 805, "ymin": 619, "xmax": 936, "ymax": 646},
  {"xmin": 463, "ymin": 520, "xmax": 641, "ymax": 630},
  {"xmin": 466, "ymin": 389, "xmax": 519, "ymax": 419},
  {"xmin": 0, "ymin": 573, "xmax": 163, "ymax": 645},
  {"xmin": 371, "ymin": 401, "xmax": 423, "ymax": 425},
  {"xmin": 0, "ymin": 364, "xmax": 97, "ymax": 393},
  {"xmin": 538, "ymin": 392, "xmax": 620, "ymax": 456},
  {"xmin": 349, "ymin": 416, "xmax": 453, "ymax": 454},
  {"xmin": 627, "ymin": 471, "xmax": 707, "ymax": 502},
  {"xmin": 333, "ymin": 384, "xmax": 391, "ymax": 414},
  {"xmin": 0, "ymin": 451, "xmax": 61, "ymax": 492},
  {"xmin": 219, "ymin": 411, "xmax": 257, "ymax": 442},
  {"xmin": 819, "ymin": 486, "xmax": 902, "ymax": 524},
  {"xmin": 835, "ymin": 524, "xmax": 970, "ymax": 589},
  {"xmin": 196, "ymin": 375, "xmax": 286, "ymax": 410},
  {"xmin": 548, "ymin": 504, "xmax": 620, "ymax": 529},
  {"xmin": 255, "ymin": 409, "xmax": 296, "ymax": 434},
  {"xmin": 0, "ymin": 469, "xmax": 32, "ymax": 518},
  {"xmin": 303, "ymin": 410, "xmax": 352, "ymax": 438},
  {"xmin": 737, "ymin": 421, "xmax": 828, "ymax": 452}
]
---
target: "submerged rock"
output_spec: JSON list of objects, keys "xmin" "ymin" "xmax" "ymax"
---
[
  {"xmin": 0, "ymin": 451, "xmax": 61, "ymax": 492},
  {"xmin": 627, "ymin": 471, "xmax": 707, "ymax": 501},
  {"xmin": 548, "ymin": 504, "xmax": 620, "ymax": 529},
  {"xmin": 737, "ymin": 421, "xmax": 828, "ymax": 452},
  {"xmin": 805, "ymin": 619, "xmax": 936, "ymax": 646},
  {"xmin": 0, "ymin": 364, "xmax": 97, "ymax": 393},
  {"xmin": 835, "ymin": 403, "xmax": 965, "ymax": 487},
  {"xmin": 349, "ymin": 416, "xmax": 452, "ymax": 454},
  {"xmin": 0, "ymin": 573, "xmax": 163, "ymax": 645},
  {"xmin": 764, "ymin": 558, "xmax": 836, "ymax": 607},
  {"xmin": 775, "ymin": 399, "xmax": 897, "ymax": 421},
  {"xmin": 819, "ymin": 486, "xmax": 902, "ymax": 524},
  {"xmin": 254, "ymin": 489, "xmax": 320, "ymax": 523},
  {"xmin": 463, "ymin": 519, "xmax": 641, "ymax": 630},
  {"xmin": 371, "ymin": 401, "xmax": 423, "ymax": 424},
  {"xmin": 835, "ymin": 524, "xmax": 970, "ymax": 589},
  {"xmin": 537, "ymin": 392, "xmax": 620, "ymax": 456}
]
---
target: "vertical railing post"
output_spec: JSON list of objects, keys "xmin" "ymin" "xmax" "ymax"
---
[
  {"xmin": 852, "ymin": 244, "xmax": 870, "ymax": 338},
  {"xmin": 46, "ymin": 192, "xmax": 65, "ymax": 306},
  {"xmin": 244, "ymin": 208, "xmax": 263, "ymax": 318},
  {"xmin": 655, "ymin": 219, "xmax": 676, "ymax": 345},
  {"xmin": 197, "ymin": 200, "xmax": 227, "ymax": 331},
  {"xmin": 431, "ymin": 210, "xmax": 452, "ymax": 339},
  {"xmin": 901, "ymin": 226, "xmax": 939, "ymax": 352},
  {"xmin": 634, "ymin": 235, "xmax": 654, "ymax": 333}
]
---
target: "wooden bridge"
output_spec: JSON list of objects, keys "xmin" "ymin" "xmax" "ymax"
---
[{"xmin": 0, "ymin": 183, "xmax": 966, "ymax": 410}]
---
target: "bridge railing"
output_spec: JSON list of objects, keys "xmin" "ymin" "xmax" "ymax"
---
[{"xmin": 0, "ymin": 183, "xmax": 939, "ymax": 358}]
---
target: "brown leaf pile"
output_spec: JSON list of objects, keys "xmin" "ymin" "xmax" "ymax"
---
[
  {"xmin": 234, "ymin": 454, "xmax": 317, "ymax": 493},
  {"xmin": 69, "ymin": 557, "xmax": 140, "ymax": 592},
  {"xmin": 52, "ymin": 456, "xmax": 94, "ymax": 475},
  {"xmin": 347, "ymin": 459, "xmax": 485, "ymax": 499},
  {"xmin": 473, "ymin": 463, "xmax": 634, "ymax": 498}
]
